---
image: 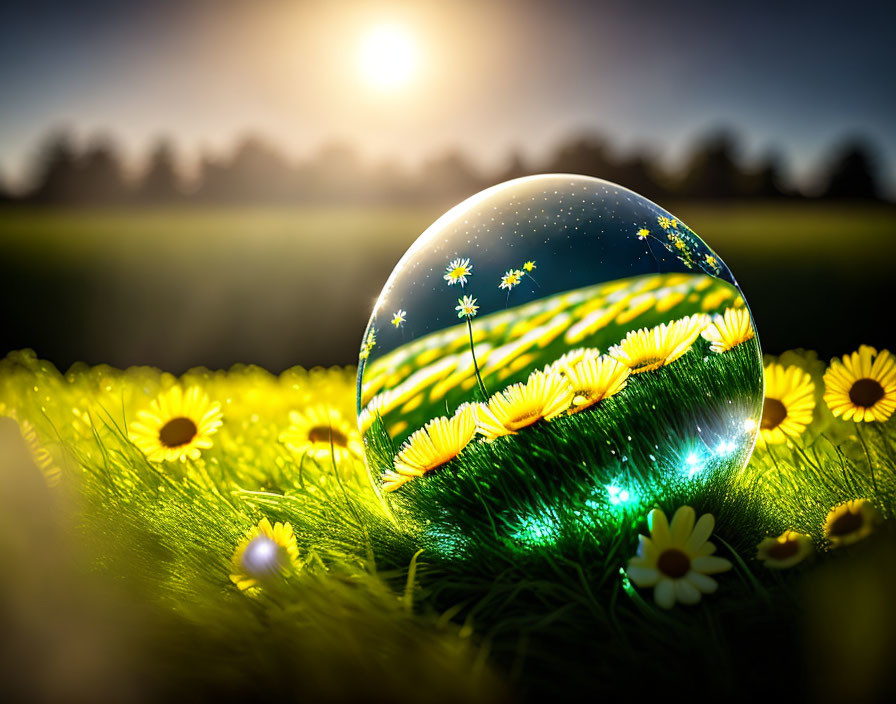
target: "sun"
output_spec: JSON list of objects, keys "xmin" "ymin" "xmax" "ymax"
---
[{"xmin": 359, "ymin": 23, "xmax": 417, "ymax": 89}]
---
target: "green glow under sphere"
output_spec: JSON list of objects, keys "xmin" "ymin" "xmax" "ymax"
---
[{"xmin": 357, "ymin": 175, "xmax": 763, "ymax": 558}]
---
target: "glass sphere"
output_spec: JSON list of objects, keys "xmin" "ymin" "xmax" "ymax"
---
[{"xmin": 357, "ymin": 175, "xmax": 762, "ymax": 557}]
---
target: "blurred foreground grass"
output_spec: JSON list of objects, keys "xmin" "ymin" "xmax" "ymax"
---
[
  {"xmin": 2, "ymin": 345, "xmax": 896, "ymax": 702},
  {"xmin": 1, "ymin": 201, "xmax": 893, "ymax": 370}
]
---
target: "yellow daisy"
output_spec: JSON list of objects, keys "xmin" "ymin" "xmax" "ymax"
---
[
  {"xmin": 391, "ymin": 309, "xmax": 406, "ymax": 328},
  {"xmin": 759, "ymin": 363, "xmax": 815, "ymax": 445},
  {"xmin": 359, "ymin": 327, "xmax": 377, "ymax": 360},
  {"xmin": 523, "ymin": 260, "xmax": 536, "ymax": 272},
  {"xmin": 444, "ymin": 257, "xmax": 472, "ymax": 286},
  {"xmin": 756, "ymin": 530, "xmax": 813, "ymax": 569},
  {"xmin": 565, "ymin": 355, "xmax": 630, "ymax": 414},
  {"xmin": 636, "ymin": 228, "xmax": 650, "ymax": 239},
  {"xmin": 824, "ymin": 499, "xmax": 880, "ymax": 548},
  {"xmin": 383, "ymin": 469, "xmax": 414, "ymax": 492},
  {"xmin": 130, "ymin": 386, "xmax": 223, "ymax": 462},
  {"xmin": 19, "ymin": 417, "xmax": 61, "ymax": 486},
  {"xmin": 230, "ymin": 518, "xmax": 301, "ymax": 592},
  {"xmin": 657, "ymin": 215, "xmax": 672, "ymax": 230},
  {"xmin": 499, "ymin": 269, "xmax": 523, "ymax": 290},
  {"xmin": 455, "ymin": 295, "xmax": 479, "ymax": 318},
  {"xmin": 279, "ymin": 405, "xmax": 362, "ymax": 463},
  {"xmin": 627, "ymin": 506, "xmax": 732, "ymax": 609},
  {"xmin": 545, "ymin": 346, "xmax": 601, "ymax": 376},
  {"xmin": 701, "ymin": 307, "xmax": 755, "ymax": 353},
  {"xmin": 390, "ymin": 403, "xmax": 477, "ymax": 486},
  {"xmin": 476, "ymin": 370, "xmax": 574, "ymax": 441},
  {"xmin": 822, "ymin": 346, "xmax": 896, "ymax": 422},
  {"xmin": 609, "ymin": 314, "xmax": 709, "ymax": 374}
]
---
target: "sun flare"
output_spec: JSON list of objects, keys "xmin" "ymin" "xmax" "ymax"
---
[{"xmin": 359, "ymin": 23, "xmax": 417, "ymax": 89}]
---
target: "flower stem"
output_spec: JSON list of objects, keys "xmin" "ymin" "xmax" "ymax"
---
[{"xmin": 466, "ymin": 316, "xmax": 488, "ymax": 399}]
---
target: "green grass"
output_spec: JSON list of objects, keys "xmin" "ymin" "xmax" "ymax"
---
[
  {"xmin": 1, "ymin": 201, "xmax": 895, "ymax": 370},
  {"xmin": 369, "ymin": 338, "xmax": 763, "ymax": 562},
  {"xmin": 2, "ymin": 347, "xmax": 896, "ymax": 699},
  {"xmin": 361, "ymin": 272, "xmax": 746, "ymax": 443}
]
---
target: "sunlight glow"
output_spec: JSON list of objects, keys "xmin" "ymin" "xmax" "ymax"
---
[{"xmin": 359, "ymin": 23, "xmax": 417, "ymax": 89}]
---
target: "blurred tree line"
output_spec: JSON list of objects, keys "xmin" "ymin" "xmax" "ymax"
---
[{"xmin": 0, "ymin": 128, "xmax": 888, "ymax": 207}]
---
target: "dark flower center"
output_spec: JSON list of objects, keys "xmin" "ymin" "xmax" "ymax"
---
[
  {"xmin": 849, "ymin": 378, "xmax": 885, "ymax": 408},
  {"xmin": 761, "ymin": 398, "xmax": 787, "ymax": 430},
  {"xmin": 657, "ymin": 548, "xmax": 691, "ymax": 578},
  {"xmin": 828, "ymin": 510, "xmax": 863, "ymax": 537},
  {"xmin": 159, "ymin": 417, "xmax": 198, "ymax": 448},
  {"xmin": 308, "ymin": 425, "xmax": 348, "ymax": 447},
  {"xmin": 766, "ymin": 540, "xmax": 799, "ymax": 560}
]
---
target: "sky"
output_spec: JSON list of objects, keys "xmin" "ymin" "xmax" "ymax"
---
[
  {"xmin": 1, "ymin": 0, "xmax": 894, "ymax": 192},
  {"xmin": 367, "ymin": 175, "xmax": 732, "ymax": 357}
]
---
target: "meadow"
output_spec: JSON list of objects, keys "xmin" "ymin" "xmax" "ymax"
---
[
  {"xmin": 1, "ymin": 339, "xmax": 894, "ymax": 700},
  {"xmin": 1, "ymin": 201, "xmax": 894, "ymax": 371},
  {"xmin": 2, "ymin": 198, "xmax": 896, "ymax": 699}
]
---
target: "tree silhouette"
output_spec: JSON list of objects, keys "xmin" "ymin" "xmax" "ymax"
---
[
  {"xmin": 77, "ymin": 137, "xmax": 129, "ymax": 205},
  {"xmin": 418, "ymin": 150, "xmax": 482, "ymax": 203},
  {"xmin": 614, "ymin": 152, "xmax": 663, "ymax": 201},
  {"xmin": 822, "ymin": 139, "xmax": 880, "ymax": 200},
  {"xmin": 197, "ymin": 135, "xmax": 295, "ymax": 204},
  {"xmin": 676, "ymin": 129, "xmax": 745, "ymax": 198},
  {"xmin": 29, "ymin": 130, "xmax": 82, "ymax": 204},
  {"xmin": 545, "ymin": 134, "xmax": 616, "ymax": 179},
  {"xmin": 495, "ymin": 149, "xmax": 532, "ymax": 183},
  {"xmin": 138, "ymin": 138, "xmax": 182, "ymax": 204},
  {"xmin": 742, "ymin": 150, "xmax": 788, "ymax": 198}
]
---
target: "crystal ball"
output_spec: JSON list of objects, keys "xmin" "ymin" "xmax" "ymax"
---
[{"xmin": 357, "ymin": 175, "xmax": 762, "ymax": 557}]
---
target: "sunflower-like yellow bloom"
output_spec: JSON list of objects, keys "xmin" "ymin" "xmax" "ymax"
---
[
  {"xmin": 130, "ymin": 386, "xmax": 223, "ymax": 462},
  {"xmin": 823, "ymin": 499, "xmax": 880, "ymax": 548},
  {"xmin": 12, "ymin": 416, "xmax": 62, "ymax": 486},
  {"xmin": 756, "ymin": 530, "xmax": 813, "ymax": 569},
  {"xmin": 476, "ymin": 370, "xmax": 574, "ymax": 441},
  {"xmin": 759, "ymin": 363, "xmax": 815, "ymax": 445},
  {"xmin": 279, "ymin": 405, "xmax": 362, "ymax": 463},
  {"xmin": 701, "ymin": 307, "xmax": 755, "ymax": 353},
  {"xmin": 565, "ymin": 355, "xmax": 630, "ymax": 414},
  {"xmin": 626, "ymin": 506, "xmax": 732, "ymax": 609},
  {"xmin": 545, "ymin": 347, "xmax": 601, "ymax": 376},
  {"xmin": 230, "ymin": 518, "xmax": 301, "ymax": 592},
  {"xmin": 822, "ymin": 346, "xmax": 896, "ymax": 423},
  {"xmin": 390, "ymin": 403, "xmax": 477, "ymax": 487},
  {"xmin": 382, "ymin": 469, "xmax": 413, "ymax": 492},
  {"xmin": 609, "ymin": 314, "xmax": 709, "ymax": 374}
]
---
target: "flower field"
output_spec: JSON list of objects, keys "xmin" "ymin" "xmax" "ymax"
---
[{"xmin": 2, "ymin": 339, "xmax": 896, "ymax": 700}]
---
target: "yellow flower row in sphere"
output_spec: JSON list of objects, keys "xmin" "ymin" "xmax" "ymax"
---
[
  {"xmin": 760, "ymin": 345, "xmax": 896, "ymax": 446},
  {"xmin": 384, "ymin": 307, "xmax": 755, "ymax": 491}
]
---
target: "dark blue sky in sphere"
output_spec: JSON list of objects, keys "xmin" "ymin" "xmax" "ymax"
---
[{"xmin": 366, "ymin": 174, "xmax": 735, "ymax": 358}]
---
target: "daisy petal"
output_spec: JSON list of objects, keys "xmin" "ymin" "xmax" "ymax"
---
[
  {"xmin": 654, "ymin": 578, "xmax": 676, "ymax": 609},
  {"xmin": 670, "ymin": 506, "xmax": 696, "ymax": 544},
  {"xmin": 685, "ymin": 514, "xmax": 715, "ymax": 553},
  {"xmin": 674, "ymin": 578, "xmax": 701, "ymax": 605},
  {"xmin": 626, "ymin": 565, "xmax": 660, "ymax": 587}
]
